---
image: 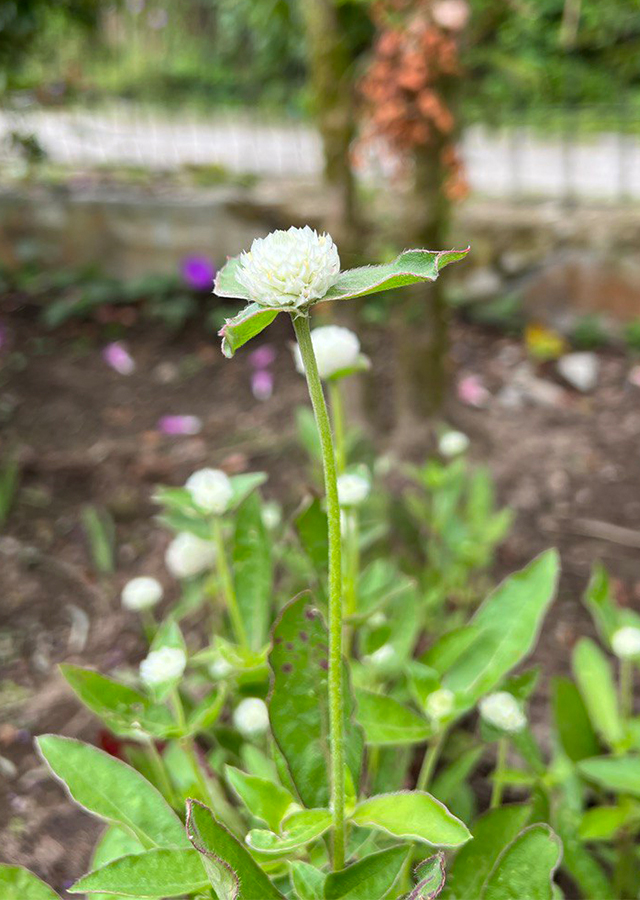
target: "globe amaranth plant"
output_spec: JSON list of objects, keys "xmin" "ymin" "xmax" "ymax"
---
[{"xmin": 2, "ymin": 228, "xmax": 574, "ymax": 900}]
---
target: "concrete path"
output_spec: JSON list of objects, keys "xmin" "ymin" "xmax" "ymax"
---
[{"xmin": 2, "ymin": 106, "xmax": 639, "ymax": 202}]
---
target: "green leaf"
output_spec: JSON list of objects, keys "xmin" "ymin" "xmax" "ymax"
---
[
  {"xmin": 295, "ymin": 498, "xmax": 329, "ymax": 585},
  {"xmin": 229, "ymin": 473, "xmax": 269, "ymax": 509},
  {"xmin": 0, "ymin": 866, "xmax": 60, "ymax": 900},
  {"xmin": 69, "ymin": 850, "xmax": 207, "ymax": 897},
  {"xmin": 324, "ymin": 846, "xmax": 410, "ymax": 900},
  {"xmin": 431, "ymin": 747, "xmax": 484, "ymax": 806},
  {"xmin": 577, "ymin": 755, "xmax": 640, "ymax": 798},
  {"xmin": 551, "ymin": 677, "xmax": 600, "ymax": 762},
  {"xmin": 578, "ymin": 805, "xmax": 635, "ymax": 841},
  {"xmin": 320, "ymin": 248, "xmax": 469, "ymax": 305},
  {"xmin": 553, "ymin": 806, "xmax": 613, "ymax": 900},
  {"xmin": 91, "ymin": 826, "xmax": 146, "ymax": 900},
  {"xmin": 582, "ymin": 565, "xmax": 618, "ymax": 644},
  {"xmin": 233, "ymin": 492, "xmax": 273, "ymax": 649},
  {"xmin": 225, "ymin": 765, "xmax": 295, "ymax": 831},
  {"xmin": 186, "ymin": 798, "xmax": 284, "ymax": 900},
  {"xmin": 355, "ymin": 690, "xmax": 431, "ymax": 745},
  {"xmin": 421, "ymin": 625, "xmax": 484, "ymax": 676},
  {"xmin": 60, "ymin": 665, "xmax": 176, "ymax": 739},
  {"xmin": 351, "ymin": 791, "xmax": 471, "ymax": 847},
  {"xmin": 268, "ymin": 594, "xmax": 363, "ymax": 808},
  {"xmin": 479, "ymin": 824, "xmax": 562, "ymax": 900},
  {"xmin": 290, "ymin": 861, "xmax": 325, "ymax": 900},
  {"xmin": 441, "ymin": 804, "xmax": 531, "ymax": 900},
  {"xmin": 572, "ymin": 639, "xmax": 624, "ymax": 749},
  {"xmin": 219, "ymin": 303, "xmax": 280, "ymax": 358},
  {"xmin": 246, "ymin": 809, "xmax": 332, "ymax": 854},
  {"xmin": 409, "ymin": 852, "xmax": 447, "ymax": 900},
  {"xmin": 442, "ymin": 550, "xmax": 560, "ymax": 705},
  {"xmin": 36, "ymin": 736, "xmax": 189, "ymax": 850}
]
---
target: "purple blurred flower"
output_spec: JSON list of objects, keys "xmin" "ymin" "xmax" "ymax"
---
[
  {"xmin": 252, "ymin": 369, "xmax": 273, "ymax": 401},
  {"xmin": 248, "ymin": 345, "xmax": 276, "ymax": 369},
  {"xmin": 103, "ymin": 342, "xmax": 135, "ymax": 375},
  {"xmin": 181, "ymin": 256, "xmax": 216, "ymax": 291},
  {"xmin": 157, "ymin": 415, "xmax": 202, "ymax": 435},
  {"xmin": 457, "ymin": 374, "xmax": 489, "ymax": 408}
]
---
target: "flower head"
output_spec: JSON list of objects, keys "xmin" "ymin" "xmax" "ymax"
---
[
  {"xmin": 426, "ymin": 688, "xmax": 455, "ymax": 722},
  {"xmin": 103, "ymin": 342, "xmax": 135, "ymax": 375},
  {"xmin": 337, "ymin": 473, "xmax": 370, "ymax": 508},
  {"xmin": 293, "ymin": 325, "xmax": 362, "ymax": 381},
  {"xmin": 209, "ymin": 657, "xmax": 233, "ymax": 679},
  {"xmin": 236, "ymin": 226, "xmax": 340, "ymax": 309},
  {"xmin": 261, "ymin": 501, "xmax": 282, "ymax": 530},
  {"xmin": 364, "ymin": 643, "xmax": 396, "ymax": 668},
  {"xmin": 479, "ymin": 691, "xmax": 526, "ymax": 733},
  {"xmin": 233, "ymin": 697, "xmax": 270, "ymax": 738},
  {"xmin": 185, "ymin": 468, "xmax": 233, "ymax": 515},
  {"xmin": 611, "ymin": 626, "xmax": 640, "ymax": 660},
  {"xmin": 121, "ymin": 576, "xmax": 163, "ymax": 611},
  {"xmin": 181, "ymin": 256, "xmax": 216, "ymax": 291},
  {"xmin": 165, "ymin": 532, "xmax": 216, "ymax": 579},
  {"xmin": 439, "ymin": 430, "xmax": 470, "ymax": 457},
  {"xmin": 157, "ymin": 415, "xmax": 202, "ymax": 435},
  {"xmin": 139, "ymin": 647, "xmax": 186, "ymax": 687}
]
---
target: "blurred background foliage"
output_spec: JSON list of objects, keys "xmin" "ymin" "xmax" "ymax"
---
[{"xmin": 2, "ymin": 0, "xmax": 639, "ymax": 115}]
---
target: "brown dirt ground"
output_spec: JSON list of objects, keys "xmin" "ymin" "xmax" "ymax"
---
[{"xmin": 1, "ymin": 300, "xmax": 639, "ymax": 896}]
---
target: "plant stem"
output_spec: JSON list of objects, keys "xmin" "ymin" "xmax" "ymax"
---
[
  {"xmin": 491, "ymin": 737, "xmax": 508, "ymax": 808},
  {"xmin": 344, "ymin": 510, "xmax": 359, "ymax": 619},
  {"xmin": 620, "ymin": 658, "xmax": 633, "ymax": 719},
  {"xmin": 293, "ymin": 313, "xmax": 346, "ymax": 871},
  {"xmin": 145, "ymin": 738, "xmax": 175, "ymax": 805},
  {"xmin": 212, "ymin": 517, "xmax": 248, "ymax": 651},
  {"xmin": 329, "ymin": 380, "xmax": 347, "ymax": 475},
  {"xmin": 417, "ymin": 729, "xmax": 446, "ymax": 791}
]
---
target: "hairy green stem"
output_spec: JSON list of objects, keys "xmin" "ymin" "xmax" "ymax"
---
[
  {"xmin": 417, "ymin": 729, "xmax": 446, "ymax": 792},
  {"xmin": 491, "ymin": 737, "xmax": 508, "ymax": 808},
  {"xmin": 328, "ymin": 380, "xmax": 347, "ymax": 475},
  {"xmin": 293, "ymin": 313, "xmax": 346, "ymax": 871},
  {"xmin": 212, "ymin": 517, "xmax": 248, "ymax": 651},
  {"xmin": 145, "ymin": 738, "xmax": 175, "ymax": 806}
]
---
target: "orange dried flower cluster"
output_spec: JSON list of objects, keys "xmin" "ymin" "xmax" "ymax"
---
[{"xmin": 359, "ymin": 0, "xmax": 468, "ymax": 199}]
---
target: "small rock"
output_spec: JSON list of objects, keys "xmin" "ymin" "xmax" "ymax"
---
[{"xmin": 557, "ymin": 352, "xmax": 600, "ymax": 392}]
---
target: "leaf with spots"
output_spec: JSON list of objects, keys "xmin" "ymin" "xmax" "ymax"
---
[
  {"xmin": 409, "ymin": 852, "xmax": 447, "ymax": 900},
  {"xmin": 268, "ymin": 593, "xmax": 364, "ymax": 808}
]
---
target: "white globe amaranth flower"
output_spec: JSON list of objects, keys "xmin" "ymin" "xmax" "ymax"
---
[
  {"xmin": 611, "ymin": 626, "xmax": 640, "ymax": 659},
  {"xmin": 337, "ymin": 473, "xmax": 370, "ymax": 508},
  {"xmin": 139, "ymin": 647, "xmax": 186, "ymax": 688},
  {"xmin": 261, "ymin": 501, "xmax": 282, "ymax": 531},
  {"xmin": 233, "ymin": 697, "xmax": 270, "ymax": 738},
  {"xmin": 165, "ymin": 532, "xmax": 217, "ymax": 579},
  {"xmin": 426, "ymin": 688, "xmax": 455, "ymax": 722},
  {"xmin": 439, "ymin": 430, "xmax": 470, "ymax": 457},
  {"xmin": 236, "ymin": 226, "xmax": 340, "ymax": 309},
  {"xmin": 293, "ymin": 325, "xmax": 361, "ymax": 381},
  {"xmin": 479, "ymin": 691, "xmax": 526, "ymax": 733},
  {"xmin": 185, "ymin": 468, "xmax": 233, "ymax": 515},
  {"xmin": 121, "ymin": 576, "xmax": 163, "ymax": 611}
]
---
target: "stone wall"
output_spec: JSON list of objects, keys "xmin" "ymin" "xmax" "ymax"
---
[{"xmin": 1, "ymin": 182, "xmax": 639, "ymax": 326}]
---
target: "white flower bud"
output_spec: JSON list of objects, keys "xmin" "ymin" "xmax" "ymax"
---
[
  {"xmin": 426, "ymin": 689, "xmax": 455, "ymax": 722},
  {"xmin": 185, "ymin": 468, "xmax": 233, "ymax": 515},
  {"xmin": 611, "ymin": 626, "xmax": 640, "ymax": 660},
  {"xmin": 121, "ymin": 576, "xmax": 163, "ymax": 611},
  {"xmin": 236, "ymin": 226, "xmax": 340, "ymax": 309},
  {"xmin": 293, "ymin": 325, "xmax": 361, "ymax": 381},
  {"xmin": 165, "ymin": 532, "xmax": 216, "ymax": 579},
  {"xmin": 139, "ymin": 647, "xmax": 186, "ymax": 687},
  {"xmin": 439, "ymin": 430, "xmax": 470, "ymax": 457},
  {"xmin": 479, "ymin": 691, "xmax": 526, "ymax": 733},
  {"xmin": 337, "ymin": 473, "xmax": 370, "ymax": 508},
  {"xmin": 261, "ymin": 501, "xmax": 282, "ymax": 530},
  {"xmin": 233, "ymin": 697, "xmax": 270, "ymax": 738},
  {"xmin": 368, "ymin": 611, "xmax": 387, "ymax": 628},
  {"xmin": 209, "ymin": 657, "xmax": 233, "ymax": 679},
  {"xmin": 364, "ymin": 643, "xmax": 396, "ymax": 668}
]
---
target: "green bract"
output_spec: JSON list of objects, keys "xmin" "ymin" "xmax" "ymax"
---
[{"xmin": 215, "ymin": 247, "xmax": 469, "ymax": 357}]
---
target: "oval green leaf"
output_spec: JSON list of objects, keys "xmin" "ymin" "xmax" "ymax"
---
[
  {"xmin": 351, "ymin": 791, "xmax": 471, "ymax": 847},
  {"xmin": 479, "ymin": 824, "xmax": 562, "ymax": 900},
  {"xmin": 0, "ymin": 866, "xmax": 60, "ymax": 900},
  {"xmin": 69, "ymin": 849, "xmax": 206, "ymax": 897},
  {"xmin": 324, "ymin": 846, "xmax": 410, "ymax": 900}
]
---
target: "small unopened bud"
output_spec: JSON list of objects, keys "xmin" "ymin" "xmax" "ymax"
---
[
  {"xmin": 139, "ymin": 647, "xmax": 186, "ymax": 688},
  {"xmin": 233, "ymin": 697, "xmax": 269, "ymax": 738},
  {"xmin": 611, "ymin": 626, "xmax": 640, "ymax": 660},
  {"xmin": 185, "ymin": 468, "xmax": 233, "ymax": 515},
  {"xmin": 121, "ymin": 576, "xmax": 163, "ymax": 611},
  {"xmin": 165, "ymin": 532, "xmax": 216, "ymax": 579},
  {"xmin": 479, "ymin": 691, "xmax": 526, "ymax": 733},
  {"xmin": 426, "ymin": 689, "xmax": 455, "ymax": 722},
  {"xmin": 337, "ymin": 473, "xmax": 370, "ymax": 508}
]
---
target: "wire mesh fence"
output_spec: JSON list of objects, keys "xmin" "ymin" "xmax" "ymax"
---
[{"xmin": 1, "ymin": 100, "xmax": 639, "ymax": 204}]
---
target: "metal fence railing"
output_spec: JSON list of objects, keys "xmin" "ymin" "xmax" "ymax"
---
[{"xmin": 1, "ymin": 102, "xmax": 639, "ymax": 204}]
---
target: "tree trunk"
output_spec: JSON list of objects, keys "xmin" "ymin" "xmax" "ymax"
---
[{"xmin": 299, "ymin": 0, "xmax": 360, "ymax": 253}]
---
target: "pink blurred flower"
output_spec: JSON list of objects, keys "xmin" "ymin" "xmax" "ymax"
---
[
  {"xmin": 252, "ymin": 370, "xmax": 273, "ymax": 401},
  {"xmin": 629, "ymin": 366, "xmax": 640, "ymax": 388},
  {"xmin": 103, "ymin": 342, "xmax": 135, "ymax": 375},
  {"xmin": 157, "ymin": 415, "xmax": 202, "ymax": 435},
  {"xmin": 432, "ymin": 0, "xmax": 469, "ymax": 31},
  {"xmin": 457, "ymin": 374, "xmax": 490, "ymax": 408},
  {"xmin": 248, "ymin": 345, "xmax": 276, "ymax": 369},
  {"xmin": 181, "ymin": 256, "xmax": 216, "ymax": 291}
]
